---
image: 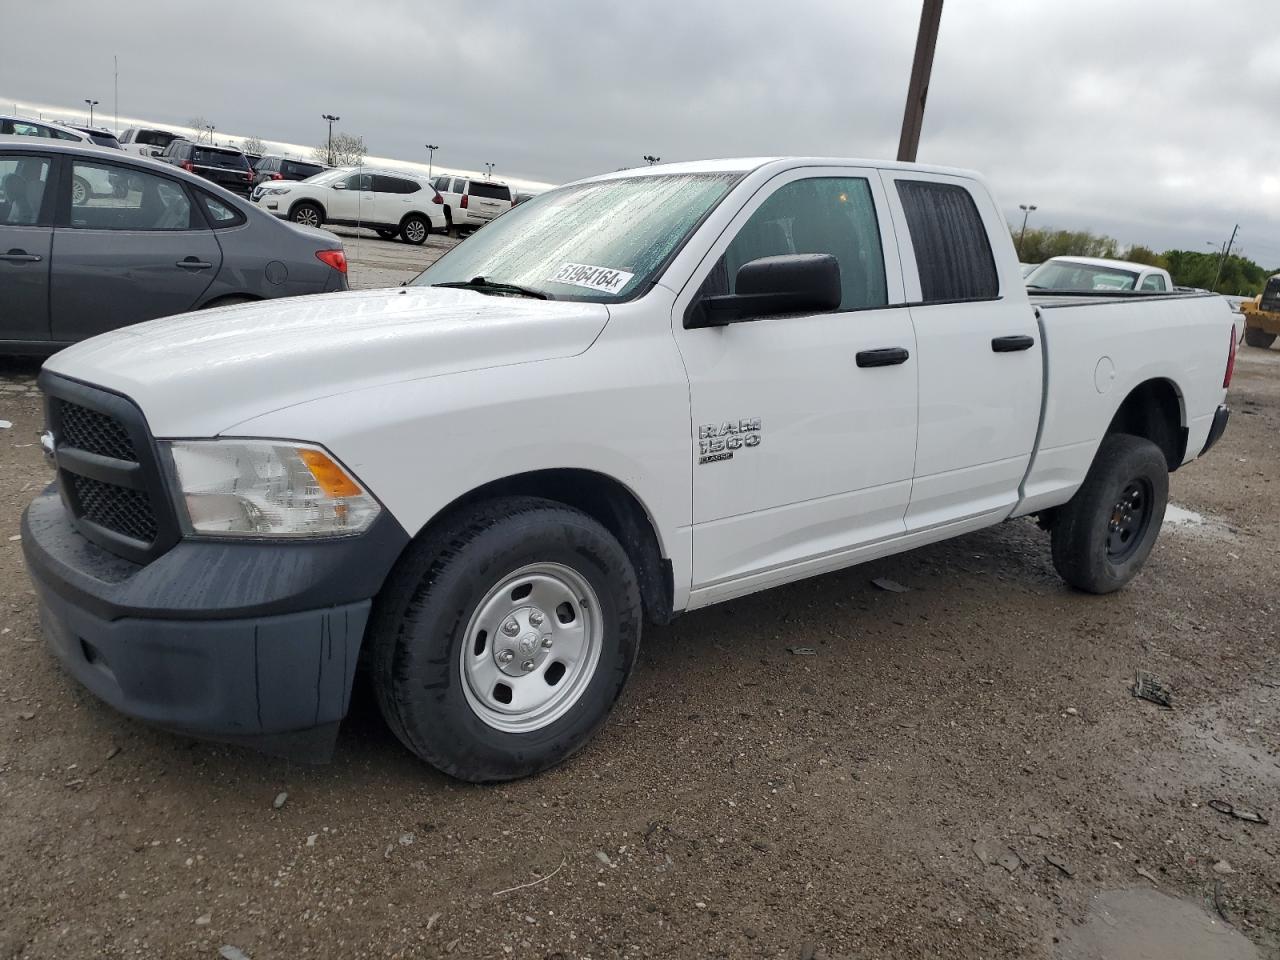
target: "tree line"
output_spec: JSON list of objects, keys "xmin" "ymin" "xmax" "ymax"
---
[{"xmin": 1012, "ymin": 225, "xmax": 1276, "ymax": 296}]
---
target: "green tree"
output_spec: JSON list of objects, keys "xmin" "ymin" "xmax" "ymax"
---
[
  {"xmin": 1012, "ymin": 226, "xmax": 1119, "ymax": 263},
  {"xmin": 1120, "ymin": 245, "xmax": 1168, "ymax": 270}
]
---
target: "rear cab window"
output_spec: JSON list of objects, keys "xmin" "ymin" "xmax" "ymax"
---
[{"xmin": 894, "ymin": 179, "xmax": 998, "ymax": 302}]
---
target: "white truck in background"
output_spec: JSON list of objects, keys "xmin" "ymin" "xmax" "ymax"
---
[{"xmin": 23, "ymin": 157, "xmax": 1235, "ymax": 783}]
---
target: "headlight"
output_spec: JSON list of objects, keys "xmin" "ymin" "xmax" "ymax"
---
[
  {"xmin": 166, "ymin": 440, "xmax": 380, "ymax": 538},
  {"xmin": 265, "ymin": 187, "xmax": 290, "ymax": 196}
]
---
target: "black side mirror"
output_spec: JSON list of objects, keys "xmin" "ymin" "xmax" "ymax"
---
[{"xmin": 687, "ymin": 254, "xmax": 842, "ymax": 328}]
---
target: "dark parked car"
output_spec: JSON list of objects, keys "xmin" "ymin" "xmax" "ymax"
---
[
  {"xmin": 159, "ymin": 140, "xmax": 255, "ymax": 196},
  {"xmin": 64, "ymin": 125, "xmax": 123, "ymax": 150},
  {"xmin": 0, "ymin": 140, "xmax": 349, "ymax": 355},
  {"xmin": 252, "ymin": 155, "xmax": 326, "ymax": 187}
]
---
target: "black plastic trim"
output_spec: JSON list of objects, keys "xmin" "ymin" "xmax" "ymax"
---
[{"xmin": 1200, "ymin": 404, "xmax": 1230, "ymax": 457}]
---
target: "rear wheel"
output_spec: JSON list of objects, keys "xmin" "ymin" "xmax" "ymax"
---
[
  {"xmin": 369, "ymin": 497, "xmax": 642, "ymax": 782},
  {"xmin": 400, "ymin": 214, "xmax": 429, "ymax": 245},
  {"xmin": 1244, "ymin": 327, "xmax": 1276, "ymax": 349},
  {"xmin": 1050, "ymin": 434, "xmax": 1168, "ymax": 594},
  {"xmin": 290, "ymin": 202, "xmax": 323, "ymax": 228}
]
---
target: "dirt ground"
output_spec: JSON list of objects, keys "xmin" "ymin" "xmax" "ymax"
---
[{"xmin": 0, "ymin": 261, "xmax": 1277, "ymax": 959}]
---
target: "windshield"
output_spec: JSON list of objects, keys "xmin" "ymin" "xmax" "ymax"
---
[
  {"xmin": 411, "ymin": 173, "xmax": 741, "ymax": 301},
  {"xmin": 1027, "ymin": 260, "xmax": 1139, "ymax": 291}
]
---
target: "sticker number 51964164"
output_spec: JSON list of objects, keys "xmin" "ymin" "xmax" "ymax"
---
[{"xmin": 547, "ymin": 262, "xmax": 635, "ymax": 295}]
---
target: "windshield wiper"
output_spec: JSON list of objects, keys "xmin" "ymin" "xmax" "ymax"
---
[{"xmin": 432, "ymin": 276, "xmax": 550, "ymax": 299}]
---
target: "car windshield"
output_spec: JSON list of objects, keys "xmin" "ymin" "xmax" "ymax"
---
[
  {"xmin": 1027, "ymin": 260, "xmax": 1139, "ymax": 291},
  {"xmin": 410, "ymin": 172, "xmax": 740, "ymax": 301}
]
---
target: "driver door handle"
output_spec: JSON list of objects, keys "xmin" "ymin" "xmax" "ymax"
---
[
  {"xmin": 176, "ymin": 257, "xmax": 213, "ymax": 270},
  {"xmin": 0, "ymin": 249, "xmax": 42, "ymax": 262},
  {"xmin": 856, "ymin": 347, "xmax": 910, "ymax": 368}
]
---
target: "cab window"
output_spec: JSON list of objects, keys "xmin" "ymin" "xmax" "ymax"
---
[
  {"xmin": 1139, "ymin": 273, "xmax": 1167, "ymax": 292},
  {"xmin": 702, "ymin": 177, "xmax": 888, "ymax": 310}
]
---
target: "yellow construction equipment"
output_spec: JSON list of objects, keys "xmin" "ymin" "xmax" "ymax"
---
[{"xmin": 1241, "ymin": 273, "xmax": 1280, "ymax": 348}]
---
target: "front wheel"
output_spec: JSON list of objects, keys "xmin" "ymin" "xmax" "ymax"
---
[
  {"xmin": 1244, "ymin": 327, "xmax": 1276, "ymax": 349},
  {"xmin": 1050, "ymin": 434, "xmax": 1169, "ymax": 594},
  {"xmin": 71, "ymin": 175, "xmax": 91, "ymax": 206},
  {"xmin": 369, "ymin": 497, "xmax": 642, "ymax": 782},
  {"xmin": 290, "ymin": 202, "xmax": 323, "ymax": 228},
  {"xmin": 400, "ymin": 214, "xmax": 430, "ymax": 245}
]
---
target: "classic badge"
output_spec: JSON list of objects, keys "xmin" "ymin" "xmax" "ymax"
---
[{"xmin": 697, "ymin": 417, "xmax": 761, "ymax": 464}]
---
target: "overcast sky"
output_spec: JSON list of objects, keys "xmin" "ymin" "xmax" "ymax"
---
[{"xmin": 5, "ymin": 0, "xmax": 1280, "ymax": 264}]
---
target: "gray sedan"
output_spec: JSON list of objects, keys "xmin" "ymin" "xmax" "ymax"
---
[{"xmin": 0, "ymin": 139, "xmax": 348, "ymax": 354}]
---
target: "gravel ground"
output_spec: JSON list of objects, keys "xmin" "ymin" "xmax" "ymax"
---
[{"xmin": 0, "ymin": 266, "xmax": 1277, "ymax": 959}]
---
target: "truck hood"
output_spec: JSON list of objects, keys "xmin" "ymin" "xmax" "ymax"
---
[{"xmin": 43, "ymin": 287, "xmax": 610, "ymax": 437}]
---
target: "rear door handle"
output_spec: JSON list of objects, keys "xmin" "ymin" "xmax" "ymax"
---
[
  {"xmin": 991, "ymin": 335, "xmax": 1035, "ymax": 352},
  {"xmin": 856, "ymin": 347, "xmax": 910, "ymax": 368},
  {"xmin": 176, "ymin": 257, "xmax": 213, "ymax": 270},
  {"xmin": 0, "ymin": 249, "xmax": 42, "ymax": 263}
]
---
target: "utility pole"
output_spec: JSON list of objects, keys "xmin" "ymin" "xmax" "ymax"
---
[
  {"xmin": 1212, "ymin": 224, "xmax": 1239, "ymax": 291},
  {"xmin": 484, "ymin": 162, "xmax": 495, "ymax": 179},
  {"xmin": 643, "ymin": 154, "xmax": 661, "ymax": 166},
  {"xmin": 322, "ymin": 114, "xmax": 340, "ymax": 166},
  {"xmin": 1017, "ymin": 204, "xmax": 1037, "ymax": 258},
  {"xmin": 896, "ymin": 0, "xmax": 944, "ymax": 163},
  {"xmin": 84, "ymin": 98, "xmax": 99, "ymax": 126},
  {"xmin": 425, "ymin": 144, "xmax": 439, "ymax": 179}
]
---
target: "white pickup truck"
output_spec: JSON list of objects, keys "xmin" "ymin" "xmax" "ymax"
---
[{"xmin": 22, "ymin": 157, "xmax": 1235, "ymax": 782}]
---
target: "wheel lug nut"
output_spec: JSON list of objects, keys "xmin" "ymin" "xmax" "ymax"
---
[
  {"xmin": 502, "ymin": 620, "xmax": 520, "ymax": 637},
  {"xmin": 497, "ymin": 650, "xmax": 514, "ymax": 664},
  {"xmin": 529, "ymin": 611, "xmax": 544, "ymax": 627},
  {"xmin": 541, "ymin": 637, "xmax": 553, "ymax": 649},
  {"xmin": 521, "ymin": 660, "xmax": 536, "ymax": 672}
]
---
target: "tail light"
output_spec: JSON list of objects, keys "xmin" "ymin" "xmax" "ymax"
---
[
  {"xmin": 315, "ymin": 249, "xmax": 347, "ymax": 274},
  {"xmin": 432, "ymin": 191, "xmax": 443, "ymax": 204},
  {"xmin": 181, "ymin": 160, "xmax": 194, "ymax": 172},
  {"xmin": 272, "ymin": 172, "xmax": 283, "ymax": 180},
  {"xmin": 1224, "ymin": 325, "xmax": 1237, "ymax": 388},
  {"xmin": 460, "ymin": 194, "xmax": 468, "ymax": 209}
]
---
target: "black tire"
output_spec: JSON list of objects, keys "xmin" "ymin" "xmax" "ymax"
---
[
  {"xmin": 71, "ymin": 175, "xmax": 91, "ymax": 206},
  {"xmin": 1244, "ymin": 327, "xmax": 1276, "ymax": 349},
  {"xmin": 400, "ymin": 214, "xmax": 430, "ymax": 245},
  {"xmin": 290, "ymin": 201, "xmax": 324, "ymax": 228},
  {"xmin": 375, "ymin": 228, "xmax": 398, "ymax": 241},
  {"xmin": 369, "ymin": 496, "xmax": 642, "ymax": 782},
  {"xmin": 1050, "ymin": 433, "xmax": 1169, "ymax": 594}
]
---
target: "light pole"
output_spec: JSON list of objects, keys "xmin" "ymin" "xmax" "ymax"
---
[
  {"xmin": 205, "ymin": 124, "xmax": 215, "ymax": 145},
  {"xmin": 643, "ymin": 154, "xmax": 661, "ymax": 166},
  {"xmin": 84, "ymin": 98, "xmax": 99, "ymax": 126},
  {"xmin": 425, "ymin": 144, "xmax": 439, "ymax": 179},
  {"xmin": 484, "ymin": 162, "xmax": 495, "ymax": 179},
  {"xmin": 1017, "ymin": 203, "xmax": 1037, "ymax": 258},
  {"xmin": 322, "ymin": 114, "xmax": 340, "ymax": 166}
]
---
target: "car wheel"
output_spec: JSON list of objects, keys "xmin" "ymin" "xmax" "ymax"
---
[
  {"xmin": 400, "ymin": 214, "xmax": 429, "ymax": 245},
  {"xmin": 1244, "ymin": 327, "xmax": 1276, "ymax": 349},
  {"xmin": 290, "ymin": 202, "xmax": 323, "ymax": 228},
  {"xmin": 369, "ymin": 496, "xmax": 643, "ymax": 783},
  {"xmin": 1050, "ymin": 433, "xmax": 1169, "ymax": 594},
  {"xmin": 375, "ymin": 228, "xmax": 398, "ymax": 241},
  {"xmin": 71, "ymin": 175, "xmax": 91, "ymax": 206}
]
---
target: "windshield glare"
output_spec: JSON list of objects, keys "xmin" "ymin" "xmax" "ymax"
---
[
  {"xmin": 411, "ymin": 173, "xmax": 740, "ymax": 301},
  {"xmin": 1028, "ymin": 260, "xmax": 1139, "ymax": 291}
]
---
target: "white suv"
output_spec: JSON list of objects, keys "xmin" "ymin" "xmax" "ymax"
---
[
  {"xmin": 431, "ymin": 175, "xmax": 514, "ymax": 232},
  {"xmin": 118, "ymin": 127, "xmax": 183, "ymax": 159},
  {"xmin": 253, "ymin": 167, "xmax": 445, "ymax": 244}
]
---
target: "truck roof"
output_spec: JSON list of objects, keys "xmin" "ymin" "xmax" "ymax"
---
[
  {"xmin": 1047, "ymin": 255, "xmax": 1167, "ymax": 273},
  {"xmin": 576, "ymin": 156, "xmax": 985, "ymax": 185}
]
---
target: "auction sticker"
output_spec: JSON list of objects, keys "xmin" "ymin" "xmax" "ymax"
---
[{"xmin": 547, "ymin": 262, "xmax": 635, "ymax": 295}]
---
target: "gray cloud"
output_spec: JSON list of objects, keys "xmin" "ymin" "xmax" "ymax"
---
[{"xmin": 6, "ymin": 0, "xmax": 1279, "ymax": 263}]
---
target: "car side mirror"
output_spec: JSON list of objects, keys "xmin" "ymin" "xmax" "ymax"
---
[
  {"xmin": 332, "ymin": 182, "xmax": 347, "ymax": 190},
  {"xmin": 687, "ymin": 254, "xmax": 842, "ymax": 328}
]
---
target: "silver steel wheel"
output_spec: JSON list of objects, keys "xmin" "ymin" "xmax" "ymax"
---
[
  {"xmin": 293, "ymin": 205, "xmax": 320, "ymax": 227},
  {"xmin": 460, "ymin": 562, "xmax": 603, "ymax": 733},
  {"xmin": 72, "ymin": 177, "xmax": 88, "ymax": 206},
  {"xmin": 403, "ymin": 218, "xmax": 426, "ymax": 243}
]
